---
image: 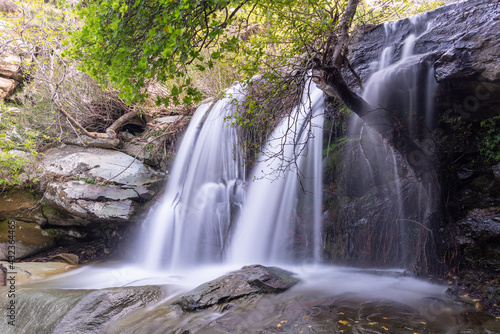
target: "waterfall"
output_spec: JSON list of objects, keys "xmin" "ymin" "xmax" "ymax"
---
[
  {"xmin": 138, "ymin": 77, "xmax": 324, "ymax": 270},
  {"xmin": 138, "ymin": 84, "xmax": 246, "ymax": 270},
  {"xmin": 228, "ymin": 80, "xmax": 325, "ymax": 265},
  {"xmin": 340, "ymin": 13, "xmax": 438, "ymax": 268}
]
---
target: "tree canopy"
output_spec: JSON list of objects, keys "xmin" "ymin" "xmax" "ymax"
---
[{"xmin": 69, "ymin": 0, "xmax": 435, "ymax": 106}]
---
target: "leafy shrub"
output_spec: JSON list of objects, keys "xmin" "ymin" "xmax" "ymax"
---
[{"xmin": 478, "ymin": 117, "xmax": 500, "ymax": 163}]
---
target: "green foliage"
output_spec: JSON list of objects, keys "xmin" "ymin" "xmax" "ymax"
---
[
  {"xmin": 478, "ymin": 117, "xmax": 500, "ymax": 163},
  {"xmin": 69, "ymin": 0, "xmax": 248, "ymax": 106},
  {"xmin": 409, "ymin": 1, "xmax": 444, "ymax": 15},
  {"xmin": 0, "ymin": 105, "xmax": 41, "ymax": 188},
  {"xmin": 69, "ymin": 0, "xmax": 441, "ymax": 110}
]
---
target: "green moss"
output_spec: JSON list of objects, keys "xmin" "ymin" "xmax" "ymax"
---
[{"xmin": 42, "ymin": 204, "xmax": 58, "ymax": 216}]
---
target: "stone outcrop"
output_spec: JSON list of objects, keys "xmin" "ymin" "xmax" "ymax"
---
[
  {"xmin": 40, "ymin": 145, "xmax": 164, "ymax": 226},
  {"xmin": 323, "ymin": 0, "xmax": 500, "ymax": 302},
  {"xmin": 456, "ymin": 207, "xmax": 500, "ymax": 272},
  {"xmin": 0, "ymin": 144, "xmax": 165, "ymax": 259},
  {"xmin": 0, "ymin": 260, "xmax": 77, "ymax": 285}
]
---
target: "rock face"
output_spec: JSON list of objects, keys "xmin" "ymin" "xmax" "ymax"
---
[
  {"xmin": 347, "ymin": 0, "xmax": 500, "ymax": 119},
  {"xmin": 456, "ymin": 208, "xmax": 500, "ymax": 272},
  {"xmin": 41, "ymin": 145, "xmax": 164, "ymax": 226},
  {"xmin": 326, "ymin": 0, "xmax": 500, "ymax": 273}
]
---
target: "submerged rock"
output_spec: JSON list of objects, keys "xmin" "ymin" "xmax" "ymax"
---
[
  {"xmin": 105, "ymin": 266, "xmax": 499, "ymax": 334},
  {"xmin": 175, "ymin": 264, "xmax": 299, "ymax": 311}
]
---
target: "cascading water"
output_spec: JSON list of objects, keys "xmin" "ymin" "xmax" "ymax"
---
[
  {"xmin": 228, "ymin": 80, "xmax": 325, "ymax": 265},
  {"xmin": 138, "ymin": 84, "xmax": 246, "ymax": 270},
  {"xmin": 339, "ymin": 13, "xmax": 439, "ymax": 268},
  {"xmin": 138, "ymin": 77, "xmax": 324, "ymax": 270}
]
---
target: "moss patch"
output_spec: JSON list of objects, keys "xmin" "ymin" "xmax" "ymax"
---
[{"xmin": 0, "ymin": 189, "xmax": 40, "ymax": 213}]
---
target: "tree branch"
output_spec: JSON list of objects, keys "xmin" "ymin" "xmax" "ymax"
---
[{"xmin": 332, "ymin": 0, "xmax": 360, "ymax": 66}]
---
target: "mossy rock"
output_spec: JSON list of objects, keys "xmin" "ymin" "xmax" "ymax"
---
[
  {"xmin": 0, "ymin": 190, "xmax": 46, "ymax": 225},
  {"xmin": 0, "ymin": 220, "xmax": 55, "ymax": 260}
]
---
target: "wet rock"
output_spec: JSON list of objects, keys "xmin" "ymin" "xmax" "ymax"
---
[
  {"xmin": 459, "ymin": 208, "xmax": 500, "ymax": 238},
  {"xmin": 0, "ymin": 284, "xmax": 166, "ymax": 334},
  {"xmin": 0, "ymin": 261, "xmax": 78, "ymax": 285},
  {"xmin": 456, "ymin": 207, "xmax": 500, "ymax": 271},
  {"xmin": 175, "ymin": 265, "xmax": 299, "ymax": 311},
  {"xmin": 0, "ymin": 220, "xmax": 55, "ymax": 260},
  {"xmin": 347, "ymin": 0, "xmax": 500, "ymax": 120},
  {"xmin": 0, "ymin": 190, "xmax": 46, "ymax": 225},
  {"xmin": 48, "ymin": 253, "xmax": 80, "ymax": 265}
]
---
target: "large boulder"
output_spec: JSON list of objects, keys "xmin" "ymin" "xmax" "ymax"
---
[
  {"xmin": 41, "ymin": 145, "xmax": 164, "ymax": 187},
  {"xmin": 40, "ymin": 145, "xmax": 165, "ymax": 226},
  {"xmin": 43, "ymin": 181, "xmax": 154, "ymax": 226},
  {"xmin": 175, "ymin": 264, "xmax": 299, "ymax": 311}
]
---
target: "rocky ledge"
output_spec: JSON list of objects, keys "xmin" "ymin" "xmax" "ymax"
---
[{"xmin": 0, "ymin": 144, "xmax": 166, "ymax": 261}]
